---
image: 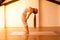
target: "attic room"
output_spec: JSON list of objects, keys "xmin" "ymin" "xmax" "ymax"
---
[{"xmin": 0, "ymin": 0, "xmax": 60, "ymax": 40}]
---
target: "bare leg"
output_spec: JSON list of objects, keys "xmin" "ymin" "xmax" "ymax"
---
[
  {"xmin": 25, "ymin": 25, "xmax": 29, "ymax": 34},
  {"xmin": 23, "ymin": 21, "xmax": 29, "ymax": 34}
]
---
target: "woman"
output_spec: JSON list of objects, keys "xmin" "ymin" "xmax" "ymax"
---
[{"xmin": 22, "ymin": 7, "xmax": 38, "ymax": 34}]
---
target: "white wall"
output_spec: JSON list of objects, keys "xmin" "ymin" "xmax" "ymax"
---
[
  {"xmin": 40, "ymin": 0, "xmax": 59, "ymax": 27},
  {"xmin": 0, "ymin": 6, "xmax": 4, "ymax": 28}
]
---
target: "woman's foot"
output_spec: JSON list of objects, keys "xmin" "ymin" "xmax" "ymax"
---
[
  {"xmin": 25, "ymin": 31, "xmax": 29, "ymax": 35},
  {"xmin": 26, "ymin": 31, "xmax": 29, "ymax": 34}
]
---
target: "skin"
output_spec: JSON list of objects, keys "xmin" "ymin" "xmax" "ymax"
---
[{"xmin": 22, "ymin": 7, "xmax": 38, "ymax": 34}]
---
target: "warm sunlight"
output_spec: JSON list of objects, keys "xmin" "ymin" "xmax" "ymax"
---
[
  {"xmin": 6, "ymin": 1, "xmax": 26, "ymax": 27},
  {"xmin": 0, "ymin": 0, "xmax": 38, "ymax": 28},
  {"xmin": 6, "ymin": 0, "xmax": 35, "ymax": 27}
]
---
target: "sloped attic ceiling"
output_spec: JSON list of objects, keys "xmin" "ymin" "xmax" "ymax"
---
[
  {"xmin": 0, "ymin": 0, "xmax": 18, "ymax": 6},
  {"xmin": 47, "ymin": 0, "xmax": 60, "ymax": 5}
]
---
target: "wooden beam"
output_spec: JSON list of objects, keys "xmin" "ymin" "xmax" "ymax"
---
[{"xmin": 0, "ymin": 0, "xmax": 19, "ymax": 6}]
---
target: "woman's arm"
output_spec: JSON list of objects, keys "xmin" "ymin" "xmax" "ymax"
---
[
  {"xmin": 26, "ymin": 7, "xmax": 33, "ymax": 21},
  {"xmin": 24, "ymin": 7, "xmax": 38, "ymax": 22}
]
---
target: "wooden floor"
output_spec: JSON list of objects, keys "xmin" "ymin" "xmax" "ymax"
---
[{"xmin": 0, "ymin": 27, "xmax": 60, "ymax": 40}]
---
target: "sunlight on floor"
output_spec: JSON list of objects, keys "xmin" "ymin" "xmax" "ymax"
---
[{"xmin": 10, "ymin": 31, "xmax": 57, "ymax": 35}]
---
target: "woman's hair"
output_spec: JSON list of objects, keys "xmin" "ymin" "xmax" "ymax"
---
[{"xmin": 33, "ymin": 8, "xmax": 38, "ymax": 14}]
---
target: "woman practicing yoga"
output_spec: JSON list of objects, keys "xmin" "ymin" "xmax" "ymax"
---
[{"xmin": 22, "ymin": 7, "xmax": 38, "ymax": 34}]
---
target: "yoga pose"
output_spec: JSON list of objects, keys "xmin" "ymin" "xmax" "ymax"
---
[{"xmin": 22, "ymin": 7, "xmax": 38, "ymax": 34}]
